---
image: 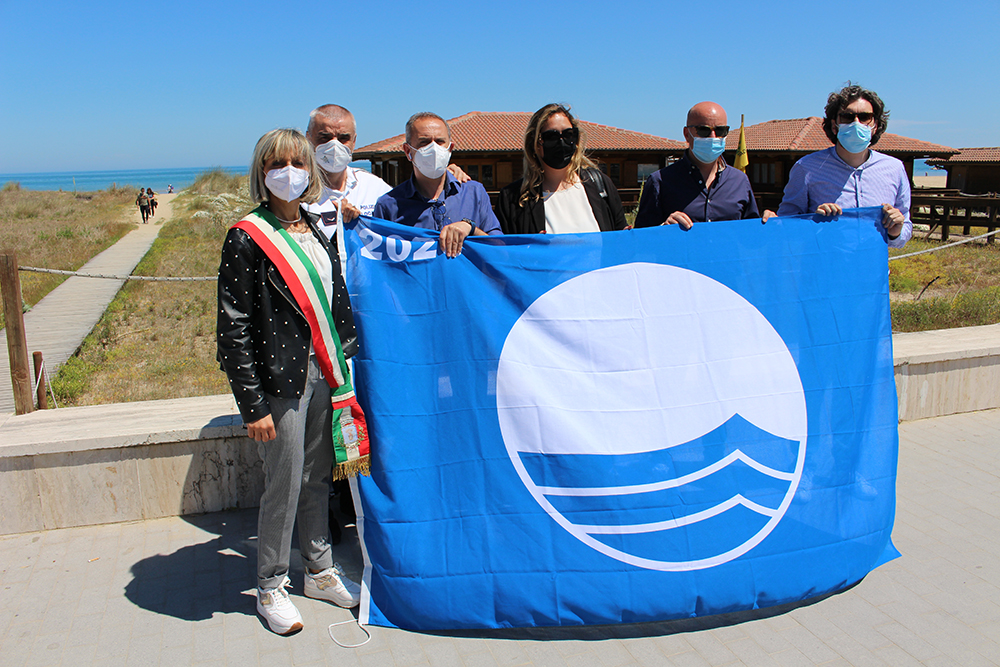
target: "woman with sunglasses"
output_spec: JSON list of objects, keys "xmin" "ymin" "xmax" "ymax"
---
[
  {"xmin": 497, "ymin": 103, "xmax": 626, "ymax": 235},
  {"xmin": 217, "ymin": 128, "xmax": 362, "ymax": 635}
]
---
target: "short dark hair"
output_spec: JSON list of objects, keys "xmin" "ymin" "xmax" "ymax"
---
[
  {"xmin": 822, "ymin": 83, "xmax": 890, "ymax": 146},
  {"xmin": 405, "ymin": 112, "xmax": 450, "ymax": 145}
]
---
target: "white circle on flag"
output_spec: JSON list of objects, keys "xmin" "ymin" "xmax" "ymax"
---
[{"xmin": 496, "ymin": 263, "xmax": 807, "ymax": 571}]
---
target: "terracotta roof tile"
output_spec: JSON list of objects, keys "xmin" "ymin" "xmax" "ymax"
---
[
  {"xmin": 355, "ymin": 111, "xmax": 686, "ymax": 156},
  {"xmin": 927, "ymin": 147, "xmax": 1000, "ymax": 166},
  {"xmin": 725, "ymin": 117, "xmax": 956, "ymax": 157}
]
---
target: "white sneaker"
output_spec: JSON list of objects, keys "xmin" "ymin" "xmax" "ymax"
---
[
  {"xmin": 257, "ymin": 576, "xmax": 304, "ymax": 635},
  {"xmin": 304, "ymin": 563, "xmax": 361, "ymax": 608}
]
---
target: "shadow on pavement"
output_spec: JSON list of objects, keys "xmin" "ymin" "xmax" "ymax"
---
[{"xmin": 123, "ymin": 509, "xmax": 262, "ymax": 621}]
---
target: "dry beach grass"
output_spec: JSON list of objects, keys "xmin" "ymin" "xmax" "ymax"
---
[
  {"xmin": 51, "ymin": 170, "xmax": 247, "ymax": 405},
  {"xmin": 22, "ymin": 168, "xmax": 1000, "ymax": 405},
  {"xmin": 0, "ymin": 182, "xmax": 136, "ymax": 330}
]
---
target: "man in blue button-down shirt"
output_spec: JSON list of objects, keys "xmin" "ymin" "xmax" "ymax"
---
[
  {"xmin": 775, "ymin": 84, "xmax": 911, "ymax": 248},
  {"xmin": 373, "ymin": 112, "xmax": 501, "ymax": 258}
]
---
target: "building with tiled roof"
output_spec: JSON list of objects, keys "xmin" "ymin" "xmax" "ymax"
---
[
  {"xmin": 354, "ymin": 111, "xmax": 686, "ymax": 196},
  {"xmin": 722, "ymin": 117, "xmax": 957, "ymax": 209},
  {"xmin": 927, "ymin": 148, "xmax": 1000, "ymax": 194}
]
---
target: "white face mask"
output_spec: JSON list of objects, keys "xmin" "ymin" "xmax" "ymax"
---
[
  {"xmin": 408, "ymin": 142, "xmax": 451, "ymax": 179},
  {"xmin": 315, "ymin": 139, "xmax": 353, "ymax": 174},
  {"xmin": 264, "ymin": 165, "xmax": 310, "ymax": 202}
]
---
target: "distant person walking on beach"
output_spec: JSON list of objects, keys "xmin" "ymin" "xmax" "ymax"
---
[
  {"xmin": 774, "ymin": 83, "xmax": 911, "ymax": 247},
  {"xmin": 217, "ymin": 128, "xmax": 362, "ymax": 635},
  {"xmin": 147, "ymin": 188, "xmax": 157, "ymax": 218},
  {"xmin": 135, "ymin": 188, "xmax": 150, "ymax": 223},
  {"xmin": 167, "ymin": 184, "xmax": 174, "ymax": 193}
]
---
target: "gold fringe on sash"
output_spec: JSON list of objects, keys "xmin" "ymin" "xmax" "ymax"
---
[{"xmin": 332, "ymin": 456, "xmax": 371, "ymax": 481}]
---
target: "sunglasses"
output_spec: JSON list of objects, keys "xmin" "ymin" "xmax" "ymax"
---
[
  {"xmin": 837, "ymin": 111, "xmax": 875, "ymax": 124},
  {"xmin": 540, "ymin": 127, "xmax": 579, "ymax": 143},
  {"xmin": 687, "ymin": 125, "xmax": 730, "ymax": 138}
]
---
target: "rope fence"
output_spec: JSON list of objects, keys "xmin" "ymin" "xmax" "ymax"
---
[
  {"xmin": 889, "ymin": 228, "xmax": 1000, "ymax": 261},
  {"xmin": 15, "ymin": 227, "xmax": 1000, "ymax": 278},
  {"xmin": 19, "ymin": 266, "xmax": 216, "ymax": 281}
]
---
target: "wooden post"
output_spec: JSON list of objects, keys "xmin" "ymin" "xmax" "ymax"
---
[
  {"xmin": 32, "ymin": 351, "xmax": 47, "ymax": 410},
  {"xmin": 0, "ymin": 252, "xmax": 34, "ymax": 414},
  {"xmin": 989, "ymin": 204, "xmax": 998, "ymax": 245}
]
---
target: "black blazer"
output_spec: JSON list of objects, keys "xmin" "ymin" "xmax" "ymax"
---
[
  {"xmin": 217, "ymin": 208, "xmax": 357, "ymax": 423},
  {"xmin": 496, "ymin": 169, "xmax": 627, "ymax": 235}
]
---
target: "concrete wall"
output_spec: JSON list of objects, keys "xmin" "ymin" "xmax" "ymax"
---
[
  {"xmin": 2, "ymin": 324, "xmax": 1000, "ymax": 536},
  {"xmin": 0, "ymin": 395, "xmax": 264, "ymax": 536}
]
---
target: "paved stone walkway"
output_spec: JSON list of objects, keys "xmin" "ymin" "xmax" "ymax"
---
[
  {"xmin": 1, "ymin": 408, "xmax": 998, "ymax": 667},
  {"xmin": 0, "ymin": 195, "xmax": 176, "ymax": 414}
]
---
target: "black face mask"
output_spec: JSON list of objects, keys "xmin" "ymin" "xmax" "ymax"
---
[{"xmin": 540, "ymin": 129, "xmax": 578, "ymax": 170}]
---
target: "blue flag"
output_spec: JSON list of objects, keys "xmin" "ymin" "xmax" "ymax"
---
[{"xmin": 345, "ymin": 207, "xmax": 899, "ymax": 630}]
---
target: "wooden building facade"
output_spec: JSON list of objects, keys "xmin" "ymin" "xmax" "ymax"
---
[
  {"xmin": 927, "ymin": 148, "xmax": 1000, "ymax": 194},
  {"xmin": 722, "ymin": 117, "xmax": 958, "ymax": 211},
  {"xmin": 355, "ymin": 112, "xmax": 958, "ymax": 212},
  {"xmin": 353, "ymin": 111, "xmax": 686, "ymax": 204}
]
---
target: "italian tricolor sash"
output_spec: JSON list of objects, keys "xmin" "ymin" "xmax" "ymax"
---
[{"xmin": 234, "ymin": 207, "xmax": 370, "ymax": 479}]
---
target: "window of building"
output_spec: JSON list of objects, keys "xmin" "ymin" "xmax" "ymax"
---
[
  {"xmin": 609, "ymin": 163, "xmax": 621, "ymax": 186},
  {"xmin": 637, "ymin": 163, "xmax": 659, "ymax": 183},
  {"xmin": 466, "ymin": 164, "xmax": 479, "ymax": 182},
  {"xmin": 751, "ymin": 162, "xmax": 777, "ymax": 187},
  {"xmin": 482, "ymin": 164, "xmax": 494, "ymax": 189}
]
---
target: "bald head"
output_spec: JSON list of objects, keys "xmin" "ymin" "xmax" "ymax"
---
[{"xmin": 686, "ymin": 101, "xmax": 727, "ymax": 128}]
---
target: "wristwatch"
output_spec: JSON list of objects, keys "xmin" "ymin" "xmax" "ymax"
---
[{"xmin": 462, "ymin": 218, "xmax": 477, "ymax": 235}]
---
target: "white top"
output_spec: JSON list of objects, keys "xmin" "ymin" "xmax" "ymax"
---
[
  {"xmin": 305, "ymin": 167, "xmax": 392, "ymax": 240},
  {"xmin": 543, "ymin": 182, "xmax": 601, "ymax": 234},
  {"xmin": 287, "ymin": 231, "xmax": 333, "ymax": 305}
]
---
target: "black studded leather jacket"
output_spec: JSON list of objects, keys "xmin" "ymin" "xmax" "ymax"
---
[{"xmin": 217, "ymin": 208, "xmax": 357, "ymax": 423}]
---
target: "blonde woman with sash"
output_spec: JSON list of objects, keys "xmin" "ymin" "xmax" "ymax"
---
[{"xmin": 217, "ymin": 129, "xmax": 369, "ymax": 635}]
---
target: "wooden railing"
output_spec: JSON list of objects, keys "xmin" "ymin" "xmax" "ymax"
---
[{"xmin": 911, "ymin": 195, "xmax": 1000, "ymax": 243}]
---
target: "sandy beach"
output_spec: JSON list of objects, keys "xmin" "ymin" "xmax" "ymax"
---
[{"xmin": 913, "ymin": 173, "xmax": 948, "ymax": 189}]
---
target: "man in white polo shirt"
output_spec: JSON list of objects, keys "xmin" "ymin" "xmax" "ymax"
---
[{"xmin": 305, "ymin": 104, "xmax": 392, "ymax": 240}]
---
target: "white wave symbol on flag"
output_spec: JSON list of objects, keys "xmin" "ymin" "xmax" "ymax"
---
[
  {"xmin": 540, "ymin": 450, "xmax": 793, "ymax": 529},
  {"xmin": 516, "ymin": 413, "xmax": 801, "ymax": 569},
  {"xmin": 496, "ymin": 263, "xmax": 808, "ymax": 571}
]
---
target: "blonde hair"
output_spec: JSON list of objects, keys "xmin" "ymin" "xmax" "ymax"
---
[
  {"xmin": 248, "ymin": 129, "xmax": 324, "ymax": 204},
  {"xmin": 519, "ymin": 104, "xmax": 595, "ymax": 206}
]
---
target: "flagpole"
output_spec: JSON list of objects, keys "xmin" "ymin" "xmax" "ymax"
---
[{"xmin": 734, "ymin": 114, "xmax": 749, "ymax": 174}]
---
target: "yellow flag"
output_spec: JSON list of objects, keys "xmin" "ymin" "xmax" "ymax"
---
[{"xmin": 734, "ymin": 114, "xmax": 749, "ymax": 173}]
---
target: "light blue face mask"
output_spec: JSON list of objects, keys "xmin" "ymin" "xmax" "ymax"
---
[
  {"xmin": 837, "ymin": 121, "xmax": 872, "ymax": 154},
  {"xmin": 691, "ymin": 137, "xmax": 726, "ymax": 164}
]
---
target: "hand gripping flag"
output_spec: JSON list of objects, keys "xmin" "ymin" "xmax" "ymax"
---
[
  {"xmin": 234, "ymin": 208, "xmax": 369, "ymax": 479},
  {"xmin": 344, "ymin": 208, "xmax": 899, "ymax": 630}
]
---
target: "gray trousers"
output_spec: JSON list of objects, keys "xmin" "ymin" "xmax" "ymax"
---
[{"xmin": 257, "ymin": 356, "xmax": 334, "ymax": 590}]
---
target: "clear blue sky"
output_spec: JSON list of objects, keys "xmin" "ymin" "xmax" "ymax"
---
[{"xmin": 1, "ymin": 0, "xmax": 997, "ymax": 173}]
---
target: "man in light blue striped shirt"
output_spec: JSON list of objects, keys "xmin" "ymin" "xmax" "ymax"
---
[{"xmin": 775, "ymin": 84, "xmax": 911, "ymax": 248}]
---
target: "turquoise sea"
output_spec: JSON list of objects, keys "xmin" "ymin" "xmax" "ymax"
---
[
  {"xmin": 0, "ymin": 161, "xmax": 374, "ymax": 193},
  {"xmin": 914, "ymin": 158, "xmax": 945, "ymax": 178},
  {"xmin": 0, "ymin": 166, "xmax": 248, "ymax": 193}
]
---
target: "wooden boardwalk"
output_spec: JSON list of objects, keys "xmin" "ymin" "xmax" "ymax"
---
[{"xmin": 0, "ymin": 195, "xmax": 177, "ymax": 415}]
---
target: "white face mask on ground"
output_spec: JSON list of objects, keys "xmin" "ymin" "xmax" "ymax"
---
[
  {"xmin": 315, "ymin": 139, "xmax": 353, "ymax": 174},
  {"xmin": 264, "ymin": 165, "xmax": 310, "ymax": 202},
  {"xmin": 408, "ymin": 142, "xmax": 451, "ymax": 179}
]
